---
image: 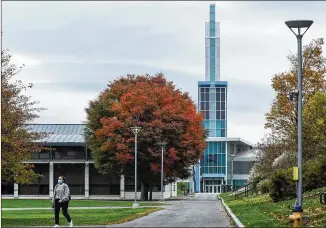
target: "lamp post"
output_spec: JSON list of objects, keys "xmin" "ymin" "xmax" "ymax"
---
[
  {"xmin": 131, "ymin": 126, "xmax": 141, "ymax": 208},
  {"xmin": 158, "ymin": 141, "xmax": 167, "ymax": 200},
  {"xmin": 231, "ymin": 154, "xmax": 235, "ymax": 191},
  {"xmin": 285, "ymin": 20, "xmax": 313, "ymax": 225}
]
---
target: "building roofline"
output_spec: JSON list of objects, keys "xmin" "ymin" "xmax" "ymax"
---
[{"xmin": 206, "ymin": 137, "xmax": 254, "ymax": 148}]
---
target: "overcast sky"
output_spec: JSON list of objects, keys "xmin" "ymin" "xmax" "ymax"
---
[{"xmin": 2, "ymin": 1, "xmax": 326, "ymax": 145}]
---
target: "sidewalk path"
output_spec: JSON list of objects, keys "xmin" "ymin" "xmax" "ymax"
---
[
  {"xmin": 3, "ymin": 194, "xmax": 231, "ymax": 227},
  {"xmin": 106, "ymin": 193, "xmax": 231, "ymax": 227},
  {"xmin": 1, "ymin": 205, "xmax": 167, "ymax": 211}
]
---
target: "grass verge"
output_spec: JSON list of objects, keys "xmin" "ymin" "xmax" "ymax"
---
[
  {"xmin": 219, "ymin": 186, "xmax": 326, "ymax": 227},
  {"xmin": 1, "ymin": 199, "xmax": 166, "ymax": 208},
  {"xmin": 1, "ymin": 207, "xmax": 163, "ymax": 227}
]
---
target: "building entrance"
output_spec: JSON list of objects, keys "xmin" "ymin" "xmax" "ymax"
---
[
  {"xmin": 205, "ymin": 185, "xmax": 221, "ymax": 193},
  {"xmin": 203, "ymin": 179, "xmax": 223, "ymax": 193}
]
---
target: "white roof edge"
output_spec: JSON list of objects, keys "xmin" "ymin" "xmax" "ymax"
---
[{"xmin": 206, "ymin": 137, "xmax": 254, "ymax": 147}]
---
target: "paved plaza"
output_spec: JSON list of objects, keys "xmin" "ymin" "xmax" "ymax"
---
[{"xmin": 107, "ymin": 193, "xmax": 231, "ymax": 227}]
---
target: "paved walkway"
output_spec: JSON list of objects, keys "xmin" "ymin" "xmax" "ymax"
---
[
  {"xmin": 1, "ymin": 206, "xmax": 165, "ymax": 211},
  {"xmin": 106, "ymin": 193, "xmax": 231, "ymax": 227},
  {"xmin": 3, "ymin": 194, "xmax": 231, "ymax": 227}
]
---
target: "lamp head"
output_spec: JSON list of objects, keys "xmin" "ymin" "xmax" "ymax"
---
[
  {"xmin": 158, "ymin": 141, "xmax": 167, "ymax": 147},
  {"xmin": 285, "ymin": 20, "xmax": 313, "ymax": 37},
  {"xmin": 130, "ymin": 126, "xmax": 141, "ymax": 134}
]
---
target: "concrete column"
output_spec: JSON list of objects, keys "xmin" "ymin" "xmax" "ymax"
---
[
  {"xmin": 85, "ymin": 162, "xmax": 89, "ymax": 198},
  {"xmin": 14, "ymin": 183, "xmax": 19, "ymax": 198},
  {"xmin": 49, "ymin": 161, "xmax": 54, "ymax": 198},
  {"xmin": 120, "ymin": 175, "xmax": 125, "ymax": 199}
]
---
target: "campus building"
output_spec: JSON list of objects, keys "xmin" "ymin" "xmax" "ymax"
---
[
  {"xmin": 2, "ymin": 124, "xmax": 177, "ymax": 199},
  {"xmin": 193, "ymin": 4, "xmax": 255, "ymax": 193}
]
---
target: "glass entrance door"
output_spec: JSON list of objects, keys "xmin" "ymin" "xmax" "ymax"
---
[{"xmin": 205, "ymin": 185, "xmax": 221, "ymax": 193}]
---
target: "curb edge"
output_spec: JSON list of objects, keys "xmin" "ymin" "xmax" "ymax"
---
[{"xmin": 218, "ymin": 195, "xmax": 245, "ymax": 228}]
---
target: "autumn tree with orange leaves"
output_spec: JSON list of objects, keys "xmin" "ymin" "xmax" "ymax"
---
[
  {"xmin": 1, "ymin": 50, "xmax": 44, "ymax": 184},
  {"xmin": 85, "ymin": 74, "xmax": 207, "ymax": 200},
  {"xmin": 255, "ymin": 38, "xmax": 326, "ymax": 177}
]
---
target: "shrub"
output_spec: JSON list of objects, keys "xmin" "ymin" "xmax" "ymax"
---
[
  {"xmin": 303, "ymin": 155, "xmax": 326, "ymax": 191},
  {"xmin": 251, "ymin": 175, "xmax": 263, "ymax": 193},
  {"xmin": 269, "ymin": 168, "xmax": 296, "ymax": 202},
  {"xmin": 257, "ymin": 179, "xmax": 272, "ymax": 194}
]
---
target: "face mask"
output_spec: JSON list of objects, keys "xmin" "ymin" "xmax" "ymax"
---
[{"xmin": 58, "ymin": 180, "xmax": 63, "ymax": 185}]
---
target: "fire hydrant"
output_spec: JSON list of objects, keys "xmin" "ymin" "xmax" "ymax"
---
[{"xmin": 289, "ymin": 205, "xmax": 303, "ymax": 227}]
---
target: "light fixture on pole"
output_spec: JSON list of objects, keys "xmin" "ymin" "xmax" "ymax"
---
[
  {"xmin": 130, "ymin": 126, "xmax": 141, "ymax": 208},
  {"xmin": 285, "ymin": 19, "xmax": 313, "ymax": 225},
  {"xmin": 231, "ymin": 154, "xmax": 235, "ymax": 191},
  {"xmin": 158, "ymin": 141, "xmax": 167, "ymax": 200}
]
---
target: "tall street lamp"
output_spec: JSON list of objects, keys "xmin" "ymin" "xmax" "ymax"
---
[
  {"xmin": 231, "ymin": 153, "xmax": 235, "ymax": 191},
  {"xmin": 131, "ymin": 126, "xmax": 141, "ymax": 208},
  {"xmin": 285, "ymin": 20, "xmax": 313, "ymax": 223},
  {"xmin": 158, "ymin": 141, "xmax": 167, "ymax": 200}
]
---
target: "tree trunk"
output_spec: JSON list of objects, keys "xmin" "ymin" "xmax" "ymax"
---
[
  {"xmin": 140, "ymin": 182, "xmax": 149, "ymax": 201},
  {"xmin": 149, "ymin": 182, "xmax": 153, "ymax": 201}
]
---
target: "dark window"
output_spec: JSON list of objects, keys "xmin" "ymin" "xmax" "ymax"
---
[
  {"xmin": 31, "ymin": 150, "xmax": 50, "ymax": 159},
  {"xmin": 216, "ymin": 88, "xmax": 221, "ymax": 93},
  {"xmin": 233, "ymin": 161, "xmax": 255, "ymax": 174},
  {"xmin": 200, "ymin": 92, "xmax": 205, "ymax": 102},
  {"xmin": 89, "ymin": 164, "xmax": 120, "ymax": 195},
  {"xmin": 208, "ymin": 154, "xmax": 217, "ymax": 166},
  {"xmin": 216, "ymin": 111, "xmax": 221, "ymax": 119},
  {"xmin": 205, "ymin": 92, "xmax": 209, "ymax": 102},
  {"xmin": 1, "ymin": 182, "xmax": 14, "ymax": 195},
  {"xmin": 221, "ymin": 111, "xmax": 225, "ymax": 119},
  {"xmin": 221, "ymin": 102, "xmax": 225, "ymax": 110},
  {"xmin": 204, "ymin": 111, "xmax": 209, "ymax": 119},
  {"xmin": 53, "ymin": 146, "xmax": 85, "ymax": 160},
  {"xmin": 205, "ymin": 102, "xmax": 209, "ymax": 110},
  {"xmin": 216, "ymin": 92, "xmax": 221, "ymax": 102},
  {"xmin": 221, "ymin": 92, "xmax": 225, "ymax": 101},
  {"xmin": 124, "ymin": 176, "xmax": 141, "ymax": 192},
  {"xmin": 19, "ymin": 164, "xmax": 49, "ymax": 195},
  {"xmin": 200, "ymin": 102, "xmax": 205, "ymax": 110},
  {"xmin": 150, "ymin": 184, "xmax": 162, "ymax": 192},
  {"xmin": 216, "ymin": 102, "xmax": 221, "ymax": 110},
  {"xmin": 54, "ymin": 164, "xmax": 85, "ymax": 195}
]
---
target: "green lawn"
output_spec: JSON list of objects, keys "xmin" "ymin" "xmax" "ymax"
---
[
  {"xmin": 1, "ymin": 199, "xmax": 166, "ymax": 208},
  {"xmin": 1, "ymin": 207, "xmax": 162, "ymax": 227},
  {"xmin": 219, "ymin": 186, "xmax": 326, "ymax": 227}
]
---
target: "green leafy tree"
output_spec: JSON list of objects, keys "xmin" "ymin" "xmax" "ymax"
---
[{"xmin": 255, "ymin": 38, "xmax": 326, "ymax": 177}]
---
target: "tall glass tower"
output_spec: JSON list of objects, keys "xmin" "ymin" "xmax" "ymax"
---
[
  {"xmin": 194, "ymin": 4, "xmax": 228, "ymax": 193},
  {"xmin": 205, "ymin": 4, "xmax": 220, "ymax": 82}
]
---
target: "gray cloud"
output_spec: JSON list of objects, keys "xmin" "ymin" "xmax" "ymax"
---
[
  {"xmin": 4, "ymin": 22, "xmax": 183, "ymax": 61},
  {"xmin": 3, "ymin": 1, "xmax": 326, "ymax": 144}
]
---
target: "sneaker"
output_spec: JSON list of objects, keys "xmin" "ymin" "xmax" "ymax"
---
[
  {"xmin": 69, "ymin": 220, "xmax": 73, "ymax": 227},
  {"xmin": 53, "ymin": 225, "xmax": 59, "ymax": 228}
]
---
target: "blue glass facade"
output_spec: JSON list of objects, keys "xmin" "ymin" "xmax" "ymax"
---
[
  {"xmin": 198, "ymin": 84, "xmax": 227, "ymax": 137},
  {"xmin": 194, "ymin": 4, "xmax": 228, "ymax": 193},
  {"xmin": 200, "ymin": 142, "xmax": 226, "ymax": 175}
]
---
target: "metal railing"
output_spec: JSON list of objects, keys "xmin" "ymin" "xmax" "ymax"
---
[{"xmin": 234, "ymin": 181, "xmax": 260, "ymax": 200}]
